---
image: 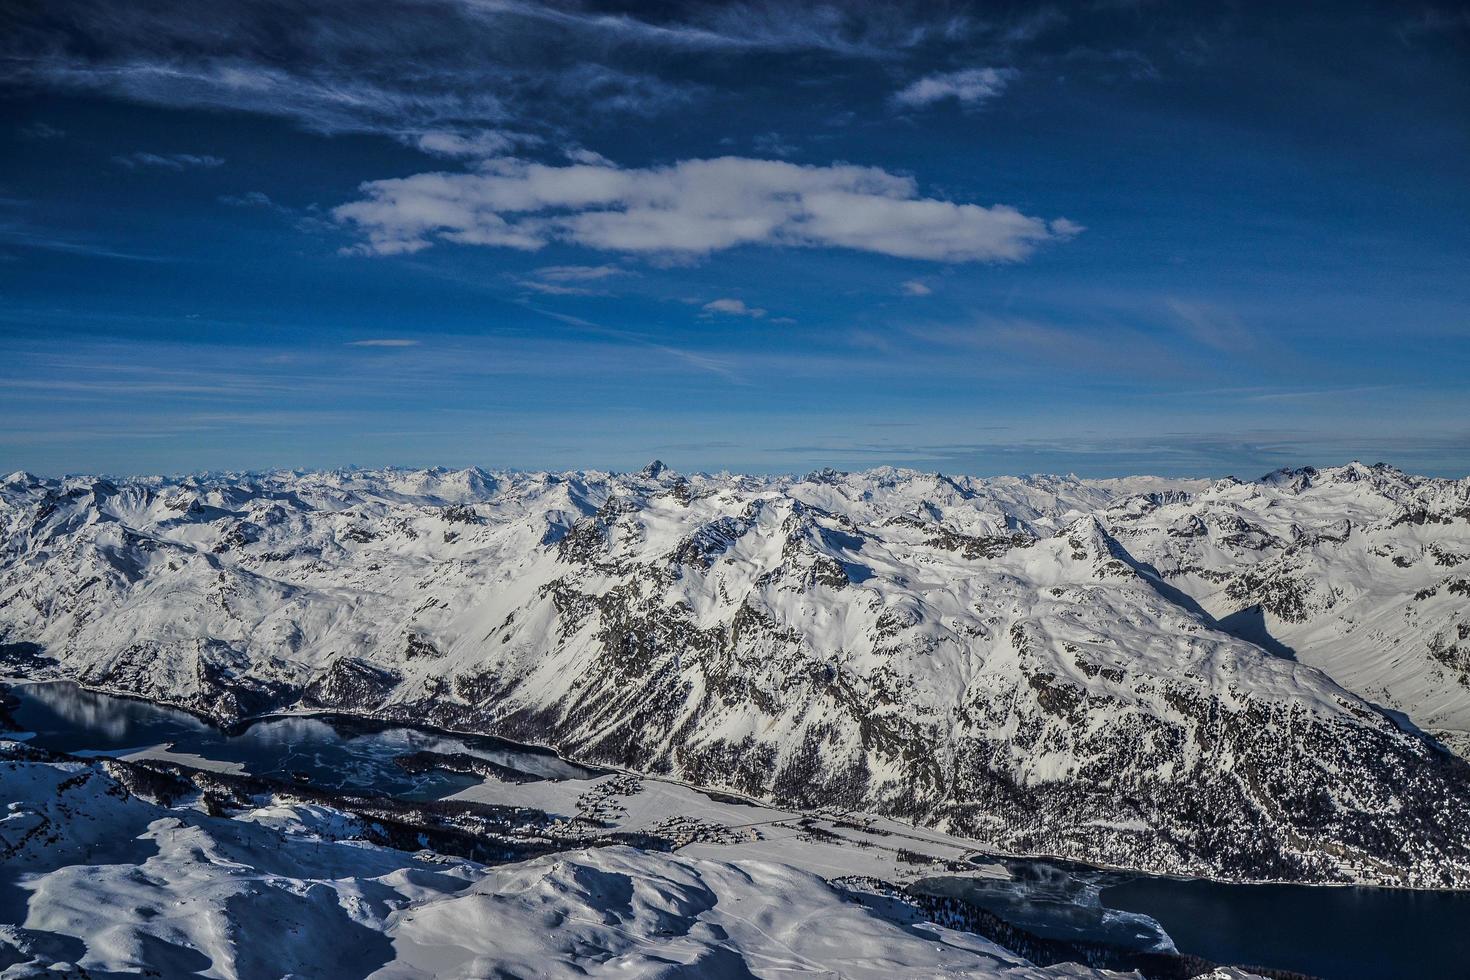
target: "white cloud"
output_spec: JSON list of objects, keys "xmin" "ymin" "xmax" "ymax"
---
[
  {"xmin": 901, "ymin": 279, "xmax": 932, "ymax": 296},
  {"xmin": 413, "ymin": 130, "xmax": 528, "ymax": 159},
  {"xmin": 113, "ymin": 151, "xmax": 225, "ymax": 170},
  {"xmin": 517, "ymin": 263, "xmax": 630, "ymax": 295},
  {"xmin": 534, "ymin": 264, "xmax": 627, "ymax": 282},
  {"xmin": 346, "ymin": 338, "xmax": 419, "ymax": 347},
  {"xmin": 1048, "ymin": 217, "xmax": 1085, "ymax": 238},
  {"xmin": 517, "ymin": 281, "xmax": 590, "ymax": 295},
  {"xmin": 893, "ymin": 67, "xmax": 1017, "ymax": 108},
  {"xmin": 702, "ymin": 298, "xmax": 766, "ymax": 318},
  {"xmin": 564, "ymin": 147, "xmax": 615, "ymax": 167},
  {"xmin": 335, "ymin": 156, "xmax": 1078, "ymax": 262}
]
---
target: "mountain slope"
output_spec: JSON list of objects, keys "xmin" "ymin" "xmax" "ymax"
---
[
  {"xmin": 0, "ymin": 747, "xmax": 1108, "ymax": 979},
  {"xmin": 2, "ymin": 463, "xmax": 1469, "ymax": 886},
  {"xmin": 1103, "ymin": 463, "xmax": 1470, "ymax": 748}
]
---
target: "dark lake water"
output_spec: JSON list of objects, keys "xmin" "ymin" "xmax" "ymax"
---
[
  {"xmin": 4, "ymin": 680, "xmax": 596, "ymax": 800},
  {"xmin": 1101, "ymin": 873, "xmax": 1470, "ymax": 980},
  {"xmin": 921, "ymin": 856, "xmax": 1470, "ymax": 980}
]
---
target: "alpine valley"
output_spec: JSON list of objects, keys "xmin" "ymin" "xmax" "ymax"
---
[{"xmin": 3, "ymin": 460, "xmax": 1468, "ymax": 906}]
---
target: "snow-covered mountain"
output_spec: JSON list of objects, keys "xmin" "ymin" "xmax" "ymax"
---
[
  {"xmin": 1103, "ymin": 463, "xmax": 1470, "ymax": 752},
  {"xmin": 0, "ymin": 745, "xmax": 1125, "ymax": 979},
  {"xmin": 3, "ymin": 462, "xmax": 1469, "ymax": 887}
]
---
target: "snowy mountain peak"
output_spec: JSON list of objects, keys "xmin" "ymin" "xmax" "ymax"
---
[
  {"xmin": 801, "ymin": 466, "xmax": 848, "ymax": 484},
  {"xmin": 1257, "ymin": 461, "xmax": 1416, "ymax": 496},
  {"xmin": 1054, "ymin": 514, "xmax": 1127, "ymax": 568},
  {"xmin": 4, "ymin": 462, "xmax": 1470, "ymax": 885}
]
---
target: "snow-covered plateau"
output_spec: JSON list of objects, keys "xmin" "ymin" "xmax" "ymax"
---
[{"xmin": 2, "ymin": 460, "xmax": 1469, "ymax": 894}]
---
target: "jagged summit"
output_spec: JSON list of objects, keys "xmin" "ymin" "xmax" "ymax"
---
[{"xmin": 1257, "ymin": 461, "xmax": 1416, "ymax": 494}]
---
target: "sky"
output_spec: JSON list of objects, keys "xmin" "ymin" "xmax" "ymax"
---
[{"xmin": 1, "ymin": 0, "xmax": 1468, "ymax": 479}]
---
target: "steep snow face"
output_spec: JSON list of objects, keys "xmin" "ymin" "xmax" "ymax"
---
[
  {"xmin": 0, "ymin": 750, "xmax": 1108, "ymax": 979},
  {"xmin": 3, "ymin": 464, "xmax": 1470, "ymax": 886},
  {"xmin": 1103, "ymin": 463, "xmax": 1470, "ymax": 739}
]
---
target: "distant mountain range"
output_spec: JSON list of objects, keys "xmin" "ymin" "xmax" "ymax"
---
[{"xmin": 3, "ymin": 461, "xmax": 1468, "ymax": 886}]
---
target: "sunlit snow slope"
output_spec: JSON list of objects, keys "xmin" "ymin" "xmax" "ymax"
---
[
  {"xmin": 0, "ymin": 747, "xmax": 1111, "ymax": 979},
  {"xmin": 2, "ymin": 461, "xmax": 1468, "ymax": 885}
]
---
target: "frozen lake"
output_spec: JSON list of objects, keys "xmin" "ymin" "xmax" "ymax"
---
[{"xmin": 5, "ymin": 680, "xmax": 597, "ymax": 800}]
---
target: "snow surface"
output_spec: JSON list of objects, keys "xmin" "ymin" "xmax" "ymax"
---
[
  {"xmin": 3, "ymin": 462, "xmax": 1469, "ymax": 885},
  {"xmin": 447, "ymin": 768, "xmax": 1012, "ymax": 885},
  {"xmin": 1102, "ymin": 463, "xmax": 1470, "ymax": 736},
  {"xmin": 0, "ymin": 747, "xmax": 1129, "ymax": 979}
]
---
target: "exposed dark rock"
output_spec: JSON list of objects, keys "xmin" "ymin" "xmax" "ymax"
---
[{"xmin": 304, "ymin": 657, "xmax": 402, "ymax": 711}]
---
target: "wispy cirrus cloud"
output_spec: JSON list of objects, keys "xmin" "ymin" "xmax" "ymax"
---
[
  {"xmin": 0, "ymin": 217, "xmax": 173, "ymax": 262},
  {"xmin": 346, "ymin": 338, "xmax": 420, "ymax": 347},
  {"xmin": 755, "ymin": 428, "xmax": 1470, "ymax": 479},
  {"xmin": 516, "ymin": 263, "xmax": 632, "ymax": 295},
  {"xmin": 412, "ymin": 129, "xmax": 532, "ymax": 160},
  {"xmin": 1, "ymin": 0, "xmax": 980, "ymax": 152},
  {"xmin": 18, "ymin": 121, "xmax": 66, "ymax": 140},
  {"xmin": 702, "ymin": 298, "xmax": 767, "ymax": 318},
  {"xmin": 466, "ymin": 0, "xmax": 980, "ymax": 56},
  {"xmin": 517, "ymin": 280, "xmax": 596, "ymax": 296},
  {"xmin": 1398, "ymin": 6, "xmax": 1470, "ymax": 39},
  {"xmin": 892, "ymin": 66, "xmax": 1017, "ymax": 108},
  {"xmin": 902, "ymin": 315, "xmax": 1193, "ymax": 379},
  {"xmin": 113, "ymin": 151, "xmax": 224, "ymax": 169},
  {"xmin": 20, "ymin": 57, "xmax": 517, "ymax": 141},
  {"xmin": 219, "ymin": 191, "xmax": 287, "ymax": 212},
  {"xmin": 1164, "ymin": 298, "xmax": 1256, "ymax": 352},
  {"xmin": 334, "ymin": 156, "xmax": 1081, "ymax": 262},
  {"xmin": 1, "ymin": 6, "xmax": 668, "ymax": 148},
  {"xmin": 534, "ymin": 264, "xmax": 628, "ymax": 283}
]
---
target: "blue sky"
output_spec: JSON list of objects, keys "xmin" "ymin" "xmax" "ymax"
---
[{"xmin": 2, "ymin": 0, "xmax": 1468, "ymax": 478}]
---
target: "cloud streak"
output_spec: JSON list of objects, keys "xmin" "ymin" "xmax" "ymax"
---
[
  {"xmin": 113, "ymin": 151, "xmax": 224, "ymax": 169},
  {"xmin": 702, "ymin": 298, "xmax": 767, "ymax": 318},
  {"xmin": 2, "ymin": 0, "xmax": 986, "ymax": 150},
  {"xmin": 516, "ymin": 263, "xmax": 631, "ymax": 295},
  {"xmin": 893, "ymin": 67, "xmax": 1017, "ymax": 108},
  {"xmin": 18, "ymin": 122, "xmax": 66, "ymax": 140},
  {"xmin": 1164, "ymin": 298, "xmax": 1256, "ymax": 352},
  {"xmin": 334, "ymin": 156, "xmax": 1080, "ymax": 262},
  {"xmin": 534, "ymin": 264, "xmax": 627, "ymax": 282}
]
